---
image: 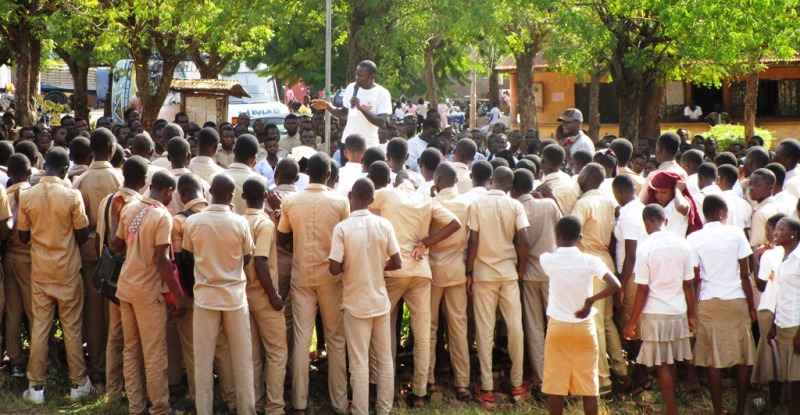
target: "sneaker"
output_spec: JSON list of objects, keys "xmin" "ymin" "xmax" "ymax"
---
[
  {"xmin": 22, "ymin": 387, "xmax": 45, "ymax": 404},
  {"xmin": 70, "ymin": 376, "xmax": 97, "ymax": 400},
  {"xmin": 10, "ymin": 365, "xmax": 25, "ymax": 378}
]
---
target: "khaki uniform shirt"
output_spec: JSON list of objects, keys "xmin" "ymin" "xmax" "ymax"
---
[
  {"xmin": 212, "ymin": 163, "xmax": 258, "ymax": 215},
  {"xmin": 188, "ymin": 155, "xmax": 224, "ymax": 183},
  {"xmin": 278, "ymin": 133, "xmax": 301, "ymax": 158},
  {"xmin": 183, "ymin": 204, "xmax": 254, "ymax": 311},
  {"xmin": 215, "ymin": 148, "xmax": 236, "ymax": 168},
  {"xmin": 151, "ymin": 153, "xmax": 171, "ymax": 170},
  {"xmin": 371, "ymin": 182, "xmax": 457, "ymax": 279},
  {"xmin": 96, "ymin": 187, "xmax": 143, "ymax": 257},
  {"xmin": 571, "ymin": 189, "xmax": 616, "ymax": 271},
  {"xmin": 0, "ymin": 185, "xmax": 12, "ymax": 258},
  {"xmin": 72, "ymin": 161, "xmax": 124, "ymax": 261},
  {"xmin": 166, "ymin": 168, "xmax": 210, "ymax": 215},
  {"xmin": 139, "ymin": 162, "xmax": 168, "ymax": 195},
  {"xmin": 517, "ymin": 194, "xmax": 561, "ymax": 281},
  {"xmin": 467, "ymin": 189, "xmax": 529, "ymax": 281},
  {"xmin": 329, "ymin": 209, "xmax": 399, "ymax": 318},
  {"xmin": 244, "ymin": 208, "xmax": 279, "ymax": 312},
  {"xmin": 430, "ymin": 187, "xmax": 470, "ymax": 287},
  {"xmin": 541, "ymin": 171, "xmax": 580, "ymax": 214},
  {"xmin": 171, "ymin": 198, "xmax": 207, "ymax": 254},
  {"xmin": 750, "ymin": 196, "xmax": 780, "ymax": 248},
  {"xmin": 115, "ymin": 197, "xmax": 172, "ymax": 304},
  {"xmin": 277, "ymin": 183, "xmax": 349, "ymax": 287},
  {"xmin": 453, "ymin": 161, "xmax": 473, "ymax": 194},
  {"xmin": 6, "ymin": 182, "xmax": 32, "ymax": 262},
  {"xmin": 18, "ymin": 176, "xmax": 89, "ymax": 283}
]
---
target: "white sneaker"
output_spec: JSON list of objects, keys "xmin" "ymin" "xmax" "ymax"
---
[
  {"xmin": 22, "ymin": 387, "xmax": 45, "ymax": 404},
  {"xmin": 70, "ymin": 376, "xmax": 97, "ymax": 400}
]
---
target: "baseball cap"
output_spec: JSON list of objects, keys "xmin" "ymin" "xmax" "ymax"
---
[{"xmin": 557, "ymin": 108, "xmax": 583, "ymax": 123}]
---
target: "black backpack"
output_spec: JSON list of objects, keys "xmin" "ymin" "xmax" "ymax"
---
[{"xmin": 175, "ymin": 209, "xmax": 196, "ymax": 297}]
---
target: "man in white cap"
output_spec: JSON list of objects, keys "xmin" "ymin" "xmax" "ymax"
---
[{"xmin": 558, "ymin": 108, "xmax": 594, "ymax": 158}]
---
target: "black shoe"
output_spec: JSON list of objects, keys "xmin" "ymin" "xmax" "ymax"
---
[{"xmin": 11, "ymin": 365, "xmax": 25, "ymax": 378}]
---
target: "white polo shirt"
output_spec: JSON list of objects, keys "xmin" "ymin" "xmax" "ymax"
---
[
  {"xmin": 722, "ymin": 189, "xmax": 752, "ymax": 230},
  {"xmin": 687, "ymin": 221, "xmax": 752, "ymax": 301},
  {"xmin": 614, "ymin": 199, "xmax": 647, "ymax": 273},
  {"xmin": 775, "ymin": 246, "xmax": 800, "ymax": 328},
  {"xmin": 634, "ymin": 230, "xmax": 695, "ymax": 315},
  {"xmin": 541, "ymin": 246, "xmax": 616, "ymax": 323},
  {"xmin": 757, "ymin": 247, "xmax": 783, "ymax": 313}
]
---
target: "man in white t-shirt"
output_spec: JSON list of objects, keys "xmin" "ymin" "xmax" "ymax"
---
[
  {"xmin": 312, "ymin": 61, "xmax": 391, "ymax": 149},
  {"xmin": 683, "ymin": 100, "xmax": 703, "ymax": 121},
  {"xmin": 558, "ymin": 108, "xmax": 594, "ymax": 159},
  {"xmin": 488, "ymin": 102, "xmax": 501, "ymax": 126}
]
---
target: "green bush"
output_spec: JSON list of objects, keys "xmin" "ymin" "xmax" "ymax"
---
[{"xmin": 704, "ymin": 124, "xmax": 775, "ymax": 151}]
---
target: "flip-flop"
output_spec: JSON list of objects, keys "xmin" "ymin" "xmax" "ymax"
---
[
  {"xmin": 475, "ymin": 386, "xmax": 495, "ymax": 403},
  {"xmin": 455, "ymin": 387, "xmax": 472, "ymax": 402}
]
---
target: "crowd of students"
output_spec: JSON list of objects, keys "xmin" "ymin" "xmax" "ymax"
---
[{"xmin": 0, "ymin": 106, "xmax": 800, "ymax": 415}]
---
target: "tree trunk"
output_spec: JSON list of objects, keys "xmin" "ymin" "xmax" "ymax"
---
[
  {"xmin": 638, "ymin": 77, "xmax": 665, "ymax": 141},
  {"xmin": 12, "ymin": 33, "xmax": 42, "ymax": 127},
  {"xmin": 588, "ymin": 70, "xmax": 601, "ymax": 140},
  {"xmin": 104, "ymin": 70, "xmax": 113, "ymax": 117},
  {"xmin": 744, "ymin": 72, "xmax": 758, "ymax": 140},
  {"xmin": 132, "ymin": 55, "xmax": 181, "ymax": 130},
  {"xmin": 488, "ymin": 70, "xmax": 499, "ymax": 104},
  {"xmin": 515, "ymin": 44, "xmax": 538, "ymax": 132},
  {"xmin": 424, "ymin": 38, "xmax": 439, "ymax": 109},
  {"xmin": 66, "ymin": 62, "xmax": 90, "ymax": 121}
]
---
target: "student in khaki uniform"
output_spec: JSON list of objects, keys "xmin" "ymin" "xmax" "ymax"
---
[
  {"xmin": 329, "ymin": 178, "xmax": 402, "ymax": 415},
  {"xmin": 571, "ymin": 163, "xmax": 629, "ymax": 393},
  {"xmin": 538, "ymin": 144, "xmax": 580, "ymax": 214},
  {"xmin": 466, "ymin": 166, "xmax": 530, "ymax": 403},
  {"xmin": 369, "ymin": 169, "xmax": 461, "ymax": 406},
  {"xmin": 242, "ymin": 176, "xmax": 287, "ymax": 415},
  {"xmin": 71, "ymin": 127, "xmax": 123, "ymax": 381},
  {"xmin": 510, "ymin": 168, "xmax": 561, "ymax": 388},
  {"xmin": 426, "ymin": 162, "xmax": 472, "ymax": 399},
  {"xmin": 110, "ymin": 171, "xmax": 188, "ymax": 415},
  {"xmin": 212, "ymin": 134, "xmax": 260, "ymax": 214},
  {"xmin": 276, "ymin": 152, "xmax": 350, "ymax": 414},
  {"xmin": 183, "ymin": 174, "xmax": 256, "ymax": 415},
  {"xmin": 188, "ymin": 127, "xmax": 224, "ymax": 182},
  {"xmin": 18, "ymin": 148, "xmax": 94, "ymax": 404},
  {"xmin": 165, "ymin": 136, "xmax": 211, "ymax": 214},
  {"xmin": 3, "ymin": 154, "xmax": 33, "ymax": 379},
  {"xmin": 68, "ymin": 137, "xmax": 92, "ymax": 180},
  {"xmin": 95, "ymin": 156, "xmax": 147, "ymax": 400},
  {"xmin": 452, "ymin": 138, "xmax": 477, "ymax": 194},
  {"xmin": 216, "ymin": 124, "xmax": 237, "ymax": 168},
  {"xmin": 0, "ymin": 168, "xmax": 11, "ymax": 369}
]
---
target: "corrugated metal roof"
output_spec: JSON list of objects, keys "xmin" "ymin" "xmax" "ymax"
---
[
  {"xmin": 170, "ymin": 79, "xmax": 251, "ymax": 98},
  {"xmin": 494, "ymin": 53, "xmax": 550, "ymax": 73},
  {"xmin": 40, "ymin": 64, "xmax": 98, "ymax": 91}
]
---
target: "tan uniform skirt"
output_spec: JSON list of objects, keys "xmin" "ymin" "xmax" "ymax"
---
[
  {"xmin": 636, "ymin": 313, "xmax": 693, "ymax": 367},
  {"xmin": 751, "ymin": 310, "xmax": 776, "ymax": 384},
  {"xmin": 694, "ymin": 298, "xmax": 756, "ymax": 368},
  {"xmin": 776, "ymin": 325, "xmax": 800, "ymax": 382}
]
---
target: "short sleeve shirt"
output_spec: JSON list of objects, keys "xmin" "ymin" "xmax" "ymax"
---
[
  {"xmin": 5, "ymin": 182, "xmax": 32, "ymax": 261},
  {"xmin": 430, "ymin": 188, "xmax": 470, "ymax": 286},
  {"xmin": 750, "ymin": 197, "xmax": 780, "ymax": 247},
  {"xmin": 329, "ymin": 210, "xmax": 399, "ymax": 318},
  {"xmin": 171, "ymin": 198, "xmax": 207, "ymax": 254},
  {"xmin": 212, "ymin": 163, "xmax": 259, "ymax": 215},
  {"xmin": 71, "ymin": 161, "xmax": 123, "ymax": 261},
  {"xmin": 517, "ymin": 194, "xmax": 561, "ymax": 281},
  {"xmin": 18, "ymin": 176, "xmax": 89, "ymax": 283},
  {"xmin": 774, "ymin": 247, "xmax": 800, "ymax": 328},
  {"xmin": 571, "ymin": 190, "xmax": 616, "ymax": 271},
  {"xmin": 96, "ymin": 187, "xmax": 142, "ymax": 257},
  {"xmin": 183, "ymin": 204, "xmax": 254, "ymax": 310},
  {"xmin": 341, "ymin": 82, "xmax": 392, "ymax": 149},
  {"xmin": 467, "ymin": 190, "xmax": 529, "ymax": 281},
  {"xmin": 757, "ymin": 247, "xmax": 783, "ymax": 312},
  {"xmin": 614, "ymin": 200, "xmax": 647, "ymax": 273},
  {"xmin": 188, "ymin": 155, "xmax": 225, "ymax": 183},
  {"xmin": 541, "ymin": 247, "xmax": 616, "ymax": 322},
  {"xmin": 687, "ymin": 222, "xmax": 752, "ymax": 301},
  {"xmin": 541, "ymin": 171, "xmax": 581, "ymax": 214},
  {"xmin": 634, "ymin": 231, "xmax": 695, "ymax": 315},
  {"xmin": 115, "ymin": 198, "xmax": 173, "ymax": 304},
  {"xmin": 244, "ymin": 208, "xmax": 279, "ymax": 312}
]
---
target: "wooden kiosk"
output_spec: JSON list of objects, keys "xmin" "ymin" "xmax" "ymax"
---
[{"xmin": 169, "ymin": 79, "xmax": 250, "ymax": 124}]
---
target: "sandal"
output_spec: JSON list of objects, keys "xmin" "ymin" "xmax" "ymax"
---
[
  {"xmin": 475, "ymin": 386, "xmax": 495, "ymax": 403},
  {"xmin": 511, "ymin": 380, "xmax": 533, "ymax": 397},
  {"xmin": 455, "ymin": 387, "xmax": 472, "ymax": 402},
  {"xmin": 405, "ymin": 393, "xmax": 426, "ymax": 408}
]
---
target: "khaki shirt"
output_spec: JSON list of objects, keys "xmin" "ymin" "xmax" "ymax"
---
[
  {"xmin": 277, "ymin": 183, "xmax": 349, "ymax": 287},
  {"xmin": 72, "ymin": 161, "xmax": 124, "ymax": 261},
  {"xmin": 172, "ymin": 198, "xmax": 207, "ymax": 254},
  {"xmin": 115, "ymin": 197, "xmax": 172, "ymax": 304},
  {"xmin": 213, "ymin": 163, "xmax": 258, "ymax": 215},
  {"xmin": 67, "ymin": 164, "xmax": 89, "ymax": 181},
  {"xmin": 151, "ymin": 154, "xmax": 171, "ymax": 170},
  {"xmin": 468, "ymin": 190, "xmax": 529, "ymax": 281},
  {"xmin": 139, "ymin": 162, "xmax": 168, "ymax": 195},
  {"xmin": 96, "ymin": 187, "xmax": 142, "ymax": 257},
  {"xmin": 278, "ymin": 133, "xmax": 301, "ymax": 158},
  {"xmin": 329, "ymin": 209, "xmax": 399, "ymax": 318},
  {"xmin": 188, "ymin": 155, "xmax": 224, "ymax": 183},
  {"xmin": 571, "ymin": 189, "xmax": 616, "ymax": 271},
  {"xmin": 183, "ymin": 204, "xmax": 254, "ymax": 310},
  {"xmin": 517, "ymin": 194, "xmax": 562, "ymax": 281},
  {"xmin": 453, "ymin": 161, "xmax": 473, "ymax": 194},
  {"xmin": 371, "ymin": 182, "xmax": 457, "ymax": 279},
  {"xmin": 215, "ymin": 148, "xmax": 236, "ymax": 168},
  {"xmin": 542, "ymin": 171, "xmax": 580, "ymax": 214},
  {"xmin": 750, "ymin": 197, "xmax": 780, "ymax": 247},
  {"xmin": 0, "ymin": 185, "xmax": 12, "ymax": 258},
  {"xmin": 430, "ymin": 187, "xmax": 470, "ymax": 287},
  {"xmin": 619, "ymin": 166, "xmax": 645, "ymax": 195},
  {"xmin": 6, "ymin": 182, "xmax": 32, "ymax": 262},
  {"xmin": 18, "ymin": 176, "xmax": 89, "ymax": 283},
  {"xmin": 166, "ymin": 168, "xmax": 210, "ymax": 215},
  {"xmin": 244, "ymin": 208, "xmax": 279, "ymax": 312}
]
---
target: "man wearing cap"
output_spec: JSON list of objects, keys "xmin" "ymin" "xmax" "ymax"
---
[{"xmin": 558, "ymin": 108, "xmax": 594, "ymax": 158}]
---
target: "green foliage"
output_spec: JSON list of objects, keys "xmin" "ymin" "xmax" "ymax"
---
[{"xmin": 703, "ymin": 124, "xmax": 775, "ymax": 151}]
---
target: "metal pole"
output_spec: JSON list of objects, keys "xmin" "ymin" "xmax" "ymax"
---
[
  {"xmin": 324, "ymin": 0, "xmax": 332, "ymax": 146},
  {"xmin": 470, "ymin": 45, "xmax": 477, "ymax": 130}
]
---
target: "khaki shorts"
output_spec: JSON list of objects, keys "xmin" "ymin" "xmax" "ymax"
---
[{"xmin": 542, "ymin": 318, "xmax": 598, "ymax": 397}]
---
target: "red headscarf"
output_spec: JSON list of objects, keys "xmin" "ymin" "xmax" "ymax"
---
[{"xmin": 646, "ymin": 171, "xmax": 703, "ymax": 236}]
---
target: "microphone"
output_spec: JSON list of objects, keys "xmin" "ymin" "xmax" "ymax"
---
[{"xmin": 351, "ymin": 85, "xmax": 360, "ymax": 109}]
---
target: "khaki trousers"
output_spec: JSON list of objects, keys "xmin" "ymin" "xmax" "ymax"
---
[
  {"xmin": 345, "ymin": 312, "xmax": 393, "ymax": 415},
  {"xmin": 3, "ymin": 257, "xmax": 32, "ymax": 366},
  {"xmin": 521, "ymin": 280, "xmax": 549, "ymax": 385},
  {"xmin": 380, "ymin": 276, "xmax": 431, "ymax": 397},
  {"xmin": 473, "ymin": 280, "xmax": 523, "ymax": 391},
  {"xmin": 166, "ymin": 316, "xmax": 183, "ymax": 386},
  {"xmin": 120, "ymin": 299, "xmax": 170, "ymax": 415},
  {"xmin": 105, "ymin": 302, "xmax": 125, "ymax": 400},
  {"xmin": 593, "ymin": 279, "xmax": 627, "ymax": 388},
  {"xmin": 194, "ymin": 305, "xmax": 255, "ymax": 415},
  {"xmin": 278, "ymin": 252, "xmax": 293, "ymax": 376},
  {"xmin": 251, "ymin": 305, "xmax": 287, "ymax": 415},
  {"xmin": 80, "ymin": 259, "xmax": 108, "ymax": 379},
  {"xmin": 428, "ymin": 283, "xmax": 470, "ymax": 388},
  {"xmin": 27, "ymin": 278, "xmax": 88, "ymax": 388},
  {"xmin": 176, "ymin": 299, "xmax": 237, "ymax": 409},
  {"xmin": 291, "ymin": 283, "xmax": 348, "ymax": 412}
]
